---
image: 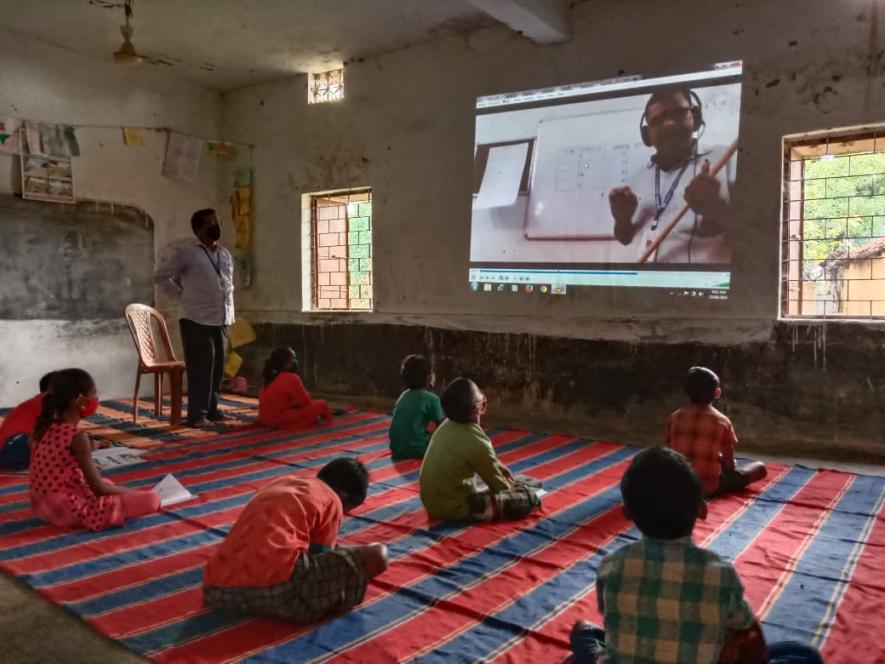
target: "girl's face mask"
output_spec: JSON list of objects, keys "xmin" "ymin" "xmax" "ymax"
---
[{"xmin": 79, "ymin": 395, "xmax": 99, "ymax": 418}]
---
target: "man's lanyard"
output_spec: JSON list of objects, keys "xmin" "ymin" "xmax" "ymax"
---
[
  {"xmin": 200, "ymin": 245, "xmax": 223, "ymax": 277},
  {"xmin": 653, "ymin": 161, "xmax": 691, "ymax": 230}
]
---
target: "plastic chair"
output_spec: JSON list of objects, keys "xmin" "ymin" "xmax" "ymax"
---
[{"xmin": 124, "ymin": 304, "xmax": 185, "ymax": 424}]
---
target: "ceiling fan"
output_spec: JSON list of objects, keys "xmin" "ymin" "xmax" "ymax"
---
[{"xmin": 113, "ymin": 0, "xmax": 145, "ymax": 64}]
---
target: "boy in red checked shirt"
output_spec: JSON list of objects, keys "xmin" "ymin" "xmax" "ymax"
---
[{"xmin": 667, "ymin": 366, "xmax": 766, "ymax": 498}]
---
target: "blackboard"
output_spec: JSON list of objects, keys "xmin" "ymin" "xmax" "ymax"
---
[{"xmin": 0, "ymin": 194, "xmax": 154, "ymax": 319}]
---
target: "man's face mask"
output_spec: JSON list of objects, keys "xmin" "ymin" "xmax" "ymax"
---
[{"xmin": 207, "ymin": 224, "xmax": 222, "ymax": 241}]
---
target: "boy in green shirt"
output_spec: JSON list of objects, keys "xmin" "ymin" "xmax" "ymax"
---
[
  {"xmin": 389, "ymin": 355, "xmax": 445, "ymax": 459},
  {"xmin": 418, "ymin": 378, "xmax": 541, "ymax": 522}
]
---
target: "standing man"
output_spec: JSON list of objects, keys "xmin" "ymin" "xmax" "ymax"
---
[
  {"xmin": 155, "ymin": 209, "xmax": 234, "ymax": 427},
  {"xmin": 609, "ymin": 88, "xmax": 735, "ymax": 264}
]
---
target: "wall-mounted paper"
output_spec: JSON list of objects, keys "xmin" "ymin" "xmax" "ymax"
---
[
  {"xmin": 24, "ymin": 121, "xmax": 43, "ymax": 156},
  {"xmin": 208, "ymin": 140, "xmax": 236, "ymax": 159},
  {"xmin": 228, "ymin": 317, "xmax": 256, "ymax": 349},
  {"xmin": 163, "ymin": 132, "xmax": 203, "ymax": 182},
  {"xmin": 123, "ymin": 127, "xmax": 144, "ymax": 147},
  {"xmin": 225, "ymin": 350, "xmax": 243, "ymax": 377},
  {"xmin": 474, "ymin": 142, "xmax": 527, "ymax": 209},
  {"xmin": 0, "ymin": 117, "xmax": 22, "ymax": 155},
  {"xmin": 234, "ymin": 167, "xmax": 252, "ymax": 188}
]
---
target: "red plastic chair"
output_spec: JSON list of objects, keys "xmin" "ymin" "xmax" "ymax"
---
[{"xmin": 124, "ymin": 304, "xmax": 185, "ymax": 424}]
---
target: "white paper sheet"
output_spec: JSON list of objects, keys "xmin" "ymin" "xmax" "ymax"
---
[
  {"xmin": 24, "ymin": 120, "xmax": 43, "ymax": 156},
  {"xmin": 163, "ymin": 132, "xmax": 203, "ymax": 182},
  {"xmin": 474, "ymin": 143, "xmax": 528, "ymax": 209},
  {"xmin": 92, "ymin": 446, "xmax": 146, "ymax": 470},
  {"xmin": 152, "ymin": 473, "xmax": 195, "ymax": 507}
]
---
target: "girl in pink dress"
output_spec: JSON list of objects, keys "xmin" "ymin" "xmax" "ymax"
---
[
  {"xmin": 28, "ymin": 368, "xmax": 160, "ymax": 531},
  {"xmin": 257, "ymin": 347, "xmax": 332, "ymax": 430}
]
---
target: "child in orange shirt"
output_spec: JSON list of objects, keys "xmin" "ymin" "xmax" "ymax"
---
[
  {"xmin": 257, "ymin": 347, "xmax": 332, "ymax": 430},
  {"xmin": 203, "ymin": 457, "xmax": 388, "ymax": 623}
]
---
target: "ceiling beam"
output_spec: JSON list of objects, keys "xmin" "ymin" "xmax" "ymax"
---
[{"xmin": 468, "ymin": 0, "xmax": 569, "ymax": 44}]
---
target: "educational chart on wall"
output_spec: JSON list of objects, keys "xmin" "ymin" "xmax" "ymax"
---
[{"xmin": 468, "ymin": 62, "xmax": 742, "ymax": 299}]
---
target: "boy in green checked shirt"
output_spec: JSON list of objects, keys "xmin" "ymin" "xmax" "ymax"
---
[{"xmin": 571, "ymin": 447, "xmax": 822, "ymax": 664}]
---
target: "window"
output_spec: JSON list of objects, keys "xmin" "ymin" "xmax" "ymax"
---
[
  {"xmin": 303, "ymin": 189, "xmax": 373, "ymax": 311},
  {"xmin": 782, "ymin": 129, "xmax": 885, "ymax": 318},
  {"xmin": 308, "ymin": 68, "xmax": 344, "ymax": 104}
]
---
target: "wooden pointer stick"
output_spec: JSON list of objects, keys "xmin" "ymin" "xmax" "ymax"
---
[{"xmin": 638, "ymin": 138, "xmax": 739, "ymax": 264}]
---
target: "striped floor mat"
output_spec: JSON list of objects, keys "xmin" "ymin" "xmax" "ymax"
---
[
  {"xmin": 1, "ymin": 394, "xmax": 261, "ymax": 451},
  {"xmin": 0, "ymin": 410, "xmax": 882, "ymax": 663}
]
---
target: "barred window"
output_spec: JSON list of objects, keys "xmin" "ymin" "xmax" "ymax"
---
[
  {"xmin": 308, "ymin": 69, "xmax": 344, "ymax": 104},
  {"xmin": 304, "ymin": 189, "xmax": 373, "ymax": 311},
  {"xmin": 782, "ymin": 130, "xmax": 885, "ymax": 318}
]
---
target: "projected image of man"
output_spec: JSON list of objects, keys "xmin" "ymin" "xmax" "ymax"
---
[{"xmin": 609, "ymin": 89, "xmax": 734, "ymax": 264}]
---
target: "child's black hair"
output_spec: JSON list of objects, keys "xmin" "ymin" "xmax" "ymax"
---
[
  {"xmin": 262, "ymin": 347, "xmax": 299, "ymax": 387},
  {"xmin": 401, "ymin": 354, "xmax": 432, "ymax": 390},
  {"xmin": 621, "ymin": 446, "xmax": 702, "ymax": 540},
  {"xmin": 39, "ymin": 371, "xmax": 56, "ymax": 393},
  {"xmin": 317, "ymin": 457, "xmax": 369, "ymax": 509},
  {"xmin": 33, "ymin": 368, "xmax": 95, "ymax": 442},
  {"xmin": 440, "ymin": 377, "xmax": 478, "ymax": 424},
  {"xmin": 190, "ymin": 208, "xmax": 216, "ymax": 232},
  {"xmin": 684, "ymin": 366, "xmax": 720, "ymax": 405}
]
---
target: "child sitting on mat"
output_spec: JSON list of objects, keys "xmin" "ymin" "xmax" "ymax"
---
[
  {"xmin": 388, "ymin": 354, "xmax": 444, "ymax": 459},
  {"xmin": 257, "ymin": 347, "xmax": 332, "ymax": 430},
  {"xmin": 418, "ymin": 377, "xmax": 541, "ymax": 522},
  {"xmin": 570, "ymin": 446, "xmax": 822, "ymax": 664},
  {"xmin": 28, "ymin": 368, "xmax": 160, "ymax": 531},
  {"xmin": 203, "ymin": 457, "xmax": 388, "ymax": 623},
  {"xmin": 667, "ymin": 366, "xmax": 766, "ymax": 498},
  {"xmin": 0, "ymin": 371, "xmax": 54, "ymax": 469}
]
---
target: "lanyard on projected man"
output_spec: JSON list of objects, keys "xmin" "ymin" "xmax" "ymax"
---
[{"xmin": 652, "ymin": 161, "xmax": 691, "ymax": 231}]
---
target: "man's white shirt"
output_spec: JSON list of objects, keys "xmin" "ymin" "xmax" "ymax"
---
[
  {"xmin": 628, "ymin": 145, "xmax": 734, "ymax": 264},
  {"xmin": 155, "ymin": 241, "xmax": 235, "ymax": 326}
]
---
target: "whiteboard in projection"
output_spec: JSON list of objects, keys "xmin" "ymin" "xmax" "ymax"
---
[
  {"xmin": 526, "ymin": 113, "xmax": 648, "ymax": 239},
  {"xmin": 522, "ymin": 83, "xmax": 741, "ymax": 242}
]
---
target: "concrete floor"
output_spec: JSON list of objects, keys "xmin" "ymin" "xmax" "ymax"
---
[
  {"xmin": 0, "ymin": 573, "xmax": 146, "ymax": 663},
  {"xmin": 3, "ymin": 398, "xmax": 882, "ymax": 662}
]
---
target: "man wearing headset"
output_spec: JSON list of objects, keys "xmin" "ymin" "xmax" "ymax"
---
[{"xmin": 609, "ymin": 88, "xmax": 734, "ymax": 264}]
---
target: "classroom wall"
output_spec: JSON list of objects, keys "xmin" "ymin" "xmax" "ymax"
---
[
  {"xmin": 223, "ymin": 0, "xmax": 885, "ymax": 340},
  {"xmin": 222, "ymin": 0, "xmax": 885, "ymax": 453},
  {"xmin": 0, "ymin": 30, "xmax": 224, "ymax": 404},
  {"xmin": 237, "ymin": 320, "xmax": 884, "ymax": 462}
]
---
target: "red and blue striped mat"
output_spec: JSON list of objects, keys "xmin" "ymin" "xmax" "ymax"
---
[{"xmin": 0, "ymin": 404, "xmax": 883, "ymax": 662}]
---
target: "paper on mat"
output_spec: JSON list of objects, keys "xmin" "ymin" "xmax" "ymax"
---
[
  {"xmin": 92, "ymin": 446, "xmax": 146, "ymax": 470},
  {"xmin": 474, "ymin": 143, "xmax": 527, "ymax": 209},
  {"xmin": 152, "ymin": 473, "xmax": 195, "ymax": 507}
]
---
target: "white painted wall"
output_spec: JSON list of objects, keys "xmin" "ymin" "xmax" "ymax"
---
[
  {"xmin": 222, "ymin": 0, "xmax": 885, "ymax": 343},
  {"xmin": 0, "ymin": 31, "xmax": 224, "ymax": 404}
]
